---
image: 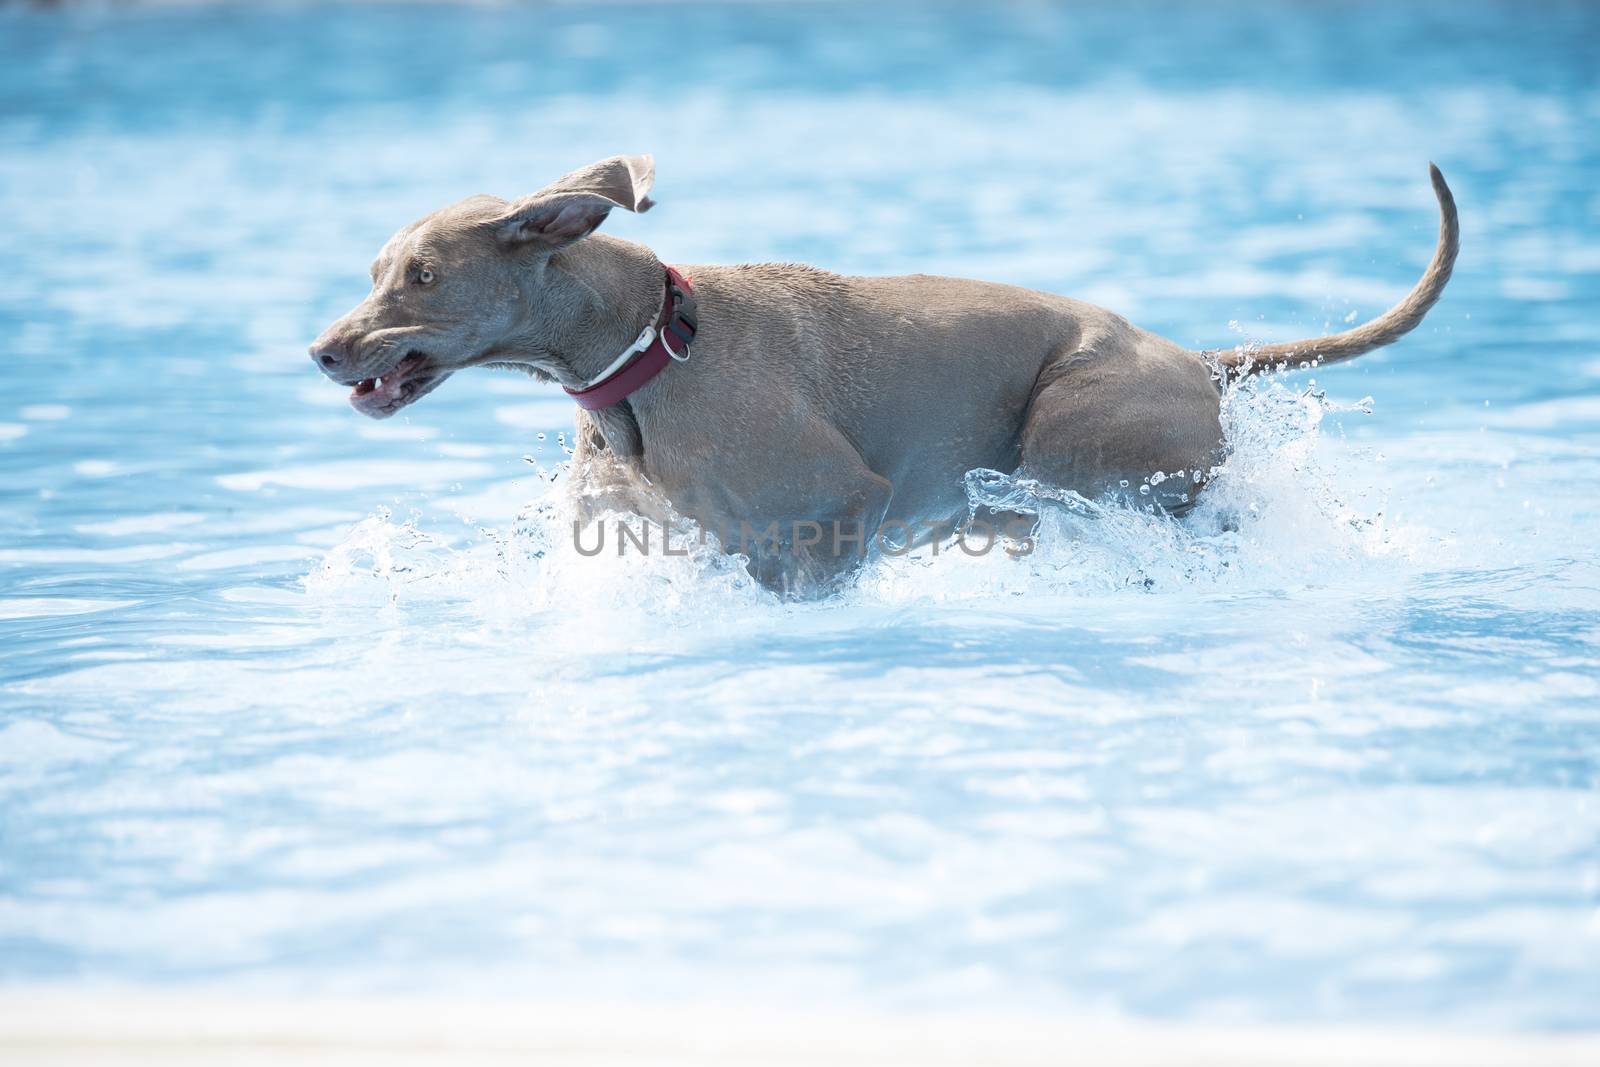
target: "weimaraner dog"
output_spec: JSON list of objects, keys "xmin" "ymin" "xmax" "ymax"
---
[{"xmin": 310, "ymin": 156, "xmax": 1458, "ymax": 594}]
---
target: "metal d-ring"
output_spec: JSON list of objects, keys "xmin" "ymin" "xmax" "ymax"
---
[{"xmin": 661, "ymin": 328, "xmax": 691, "ymax": 363}]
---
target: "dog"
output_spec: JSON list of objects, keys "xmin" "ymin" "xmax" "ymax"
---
[{"xmin": 310, "ymin": 155, "xmax": 1458, "ymax": 594}]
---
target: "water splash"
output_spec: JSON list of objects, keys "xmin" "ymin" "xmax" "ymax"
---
[{"xmin": 305, "ymin": 373, "xmax": 1443, "ymax": 619}]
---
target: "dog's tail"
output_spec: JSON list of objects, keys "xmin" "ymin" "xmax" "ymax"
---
[{"xmin": 1203, "ymin": 164, "xmax": 1459, "ymax": 380}]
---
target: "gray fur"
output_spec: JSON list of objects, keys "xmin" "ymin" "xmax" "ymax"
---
[{"xmin": 310, "ymin": 156, "xmax": 1459, "ymax": 595}]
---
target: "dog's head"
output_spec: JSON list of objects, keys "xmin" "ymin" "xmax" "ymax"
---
[{"xmin": 308, "ymin": 154, "xmax": 655, "ymax": 418}]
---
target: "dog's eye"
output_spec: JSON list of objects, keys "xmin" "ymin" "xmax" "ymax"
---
[{"xmin": 417, "ymin": 268, "xmax": 436, "ymax": 285}]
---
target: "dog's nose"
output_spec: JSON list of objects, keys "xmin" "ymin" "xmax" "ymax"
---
[{"xmin": 309, "ymin": 338, "xmax": 352, "ymax": 375}]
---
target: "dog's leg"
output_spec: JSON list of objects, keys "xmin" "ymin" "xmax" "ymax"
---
[
  {"xmin": 738, "ymin": 468, "xmax": 893, "ymax": 597},
  {"xmin": 1018, "ymin": 346, "xmax": 1225, "ymax": 511},
  {"xmin": 563, "ymin": 410, "xmax": 667, "ymax": 526},
  {"xmin": 699, "ymin": 414, "xmax": 893, "ymax": 597}
]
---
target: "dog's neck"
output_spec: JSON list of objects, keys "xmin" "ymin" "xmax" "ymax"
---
[
  {"xmin": 498, "ymin": 234, "xmax": 668, "ymax": 457},
  {"xmin": 516, "ymin": 235, "xmax": 665, "ymax": 388}
]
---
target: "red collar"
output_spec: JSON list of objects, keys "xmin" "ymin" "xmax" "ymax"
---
[{"xmin": 563, "ymin": 266, "xmax": 697, "ymax": 411}]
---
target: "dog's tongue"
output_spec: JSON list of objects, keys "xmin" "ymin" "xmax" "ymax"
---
[
  {"xmin": 349, "ymin": 354, "xmax": 424, "ymax": 417},
  {"xmin": 349, "ymin": 374, "xmax": 402, "ymax": 415}
]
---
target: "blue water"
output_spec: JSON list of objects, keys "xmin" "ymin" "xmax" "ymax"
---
[{"xmin": 2, "ymin": 0, "xmax": 1598, "ymax": 1032}]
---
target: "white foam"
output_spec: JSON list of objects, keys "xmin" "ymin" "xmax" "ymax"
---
[
  {"xmin": 0, "ymin": 597, "xmax": 134, "ymax": 620},
  {"xmin": 75, "ymin": 512, "xmax": 205, "ymax": 537},
  {"xmin": 20, "ymin": 404, "xmax": 70, "ymax": 421},
  {"xmin": 218, "ymin": 459, "xmax": 493, "ymax": 493}
]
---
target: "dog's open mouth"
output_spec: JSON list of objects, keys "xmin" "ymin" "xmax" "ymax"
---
[{"xmin": 349, "ymin": 353, "xmax": 449, "ymax": 419}]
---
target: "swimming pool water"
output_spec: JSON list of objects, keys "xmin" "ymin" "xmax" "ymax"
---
[{"xmin": 1, "ymin": 0, "xmax": 1598, "ymax": 1031}]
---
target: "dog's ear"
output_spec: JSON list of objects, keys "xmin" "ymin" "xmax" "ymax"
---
[{"xmin": 495, "ymin": 154, "xmax": 656, "ymax": 250}]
